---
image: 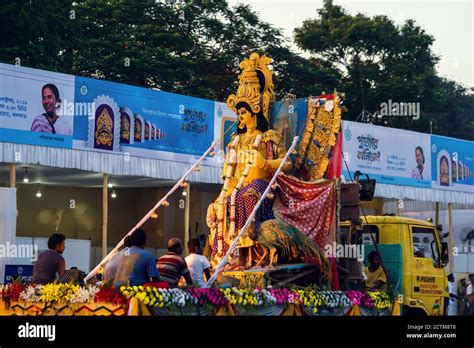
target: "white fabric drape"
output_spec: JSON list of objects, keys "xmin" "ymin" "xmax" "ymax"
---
[
  {"xmin": 0, "ymin": 187, "xmax": 17, "ymax": 283},
  {"xmin": 375, "ymin": 183, "xmax": 474, "ymax": 205},
  {"xmin": 0, "ymin": 142, "xmax": 222, "ymax": 184},
  {"xmin": 2, "ymin": 142, "xmax": 474, "ymax": 204}
]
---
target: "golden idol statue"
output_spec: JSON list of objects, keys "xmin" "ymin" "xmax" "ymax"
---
[
  {"xmin": 207, "ymin": 53, "xmax": 292, "ymax": 268},
  {"xmin": 207, "ymin": 53, "xmax": 339, "ymax": 277}
]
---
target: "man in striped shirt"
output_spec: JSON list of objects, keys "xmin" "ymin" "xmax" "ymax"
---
[{"xmin": 157, "ymin": 238, "xmax": 193, "ymax": 287}]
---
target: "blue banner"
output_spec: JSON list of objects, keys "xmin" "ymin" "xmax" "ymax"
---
[
  {"xmin": 74, "ymin": 76, "xmax": 215, "ymax": 161},
  {"xmin": 4, "ymin": 264, "xmax": 33, "ymax": 284},
  {"xmin": 431, "ymin": 135, "xmax": 474, "ymax": 192},
  {"xmin": 0, "ymin": 63, "xmax": 216, "ymax": 164}
]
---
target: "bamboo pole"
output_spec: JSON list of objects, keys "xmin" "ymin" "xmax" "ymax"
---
[
  {"xmin": 435, "ymin": 202, "xmax": 439, "ymax": 226},
  {"xmin": 207, "ymin": 136, "xmax": 299, "ymax": 287},
  {"xmin": 102, "ymin": 174, "xmax": 108, "ymax": 259},
  {"xmin": 184, "ymin": 182, "xmax": 190, "ymax": 256},
  {"xmin": 448, "ymin": 202, "xmax": 454, "ymax": 273},
  {"xmin": 85, "ymin": 120, "xmax": 237, "ymax": 283},
  {"xmin": 84, "ymin": 140, "xmax": 219, "ymax": 282},
  {"xmin": 9, "ymin": 163, "xmax": 15, "ymax": 188}
]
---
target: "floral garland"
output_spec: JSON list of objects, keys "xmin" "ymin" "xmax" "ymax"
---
[
  {"xmin": 0, "ymin": 283, "xmax": 393, "ymax": 314},
  {"xmin": 344, "ymin": 290, "xmax": 374, "ymax": 308},
  {"xmin": 367, "ymin": 290, "xmax": 392, "ymax": 310},
  {"xmin": 121, "ymin": 285, "xmax": 196, "ymax": 308},
  {"xmin": 1, "ymin": 282, "xmax": 24, "ymax": 304},
  {"xmin": 215, "ymin": 135, "xmax": 240, "ymax": 257},
  {"xmin": 2, "ymin": 283, "xmax": 99, "ymax": 305},
  {"xmin": 118, "ymin": 286, "xmax": 390, "ymax": 312},
  {"xmin": 270, "ymin": 288, "xmax": 299, "ymax": 305},
  {"xmin": 94, "ymin": 284, "xmax": 125, "ymax": 305},
  {"xmin": 229, "ymin": 134, "xmax": 263, "ymax": 239},
  {"xmin": 19, "ymin": 285, "xmax": 43, "ymax": 303},
  {"xmin": 224, "ymin": 287, "xmax": 276, "ymax": 307},
  {"xmin": 213, "ymin": 133, "xmax": 263, "ymax": 258}
]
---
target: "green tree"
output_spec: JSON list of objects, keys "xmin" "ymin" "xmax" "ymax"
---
[
  {"xmin": 0, "ymin": 0, "xmax": 337, "ymax": 103},
  {"xmin": 71, "ymin": 0, "xmax": 338, "ymax": 101},
  {"xmin": 294, "ymin": 0, "xmax": 474, "ymax": 140},
  {"xmin": 0, "ymin": 0, "xmax": 78, "ymax": 71}
]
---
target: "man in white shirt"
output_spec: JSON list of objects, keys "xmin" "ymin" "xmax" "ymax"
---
[
  {"xmin": 466, "ymin": 274, "xmax": 474, "ymax": 316},
  {"xmin": 185, "ymin": 239, "xmax": 211, "ymax": 288},
  {"xmin": 447, "ymin": 273, "xmax": 457, "ymax": 316},
  {"xmin": 467, "ymin": 274, "xmax": 474, "ymax": 295}
]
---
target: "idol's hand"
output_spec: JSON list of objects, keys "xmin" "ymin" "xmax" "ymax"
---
[{"xmin": 255, "ymin": 151, "xmax": 266, "ymax": 169}]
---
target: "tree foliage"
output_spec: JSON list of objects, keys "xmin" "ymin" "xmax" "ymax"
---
[
  {"xmin": 294, "ymin": 0, "xmax": 474, "ymax": 140},
  {"xmin": 0, "ymin": 0, "xmax": 472, "ymax": 139}
]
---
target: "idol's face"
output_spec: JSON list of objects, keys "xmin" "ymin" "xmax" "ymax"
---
[{"xmin": 237, "ymin": 107, "xmax": 254, "ymax": 128}]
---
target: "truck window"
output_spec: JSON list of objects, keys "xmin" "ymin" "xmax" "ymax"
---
[
  {"xmin": 412, "ymin": 226, "xmax": 439, "ymax": 261},
  {"xmin": 361, "ymin": 225, "xmax": 379, "ymax": 245}
]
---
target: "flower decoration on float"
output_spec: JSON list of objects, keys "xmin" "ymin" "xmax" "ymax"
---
[
  {"xmin": 0, "ymin": 283, "xmax": 395, "ymax": 315},
  {"xmin": 366, "ymin": 291, "xmax": 391, "ymax": 309}
]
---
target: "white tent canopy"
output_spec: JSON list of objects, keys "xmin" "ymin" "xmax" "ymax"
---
[
  {"xmin": 375, "ymin": 183, "xmax": 474, "ymax": 205},
  {"xmin": 0, "ymin": 142, "xmax": 221, "ymax": 184},
  {"xmin": 2, "ymin": 141, "xmax": 474, "ymax": 204}
]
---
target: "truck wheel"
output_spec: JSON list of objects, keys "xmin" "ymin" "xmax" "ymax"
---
[{"xmin": 403, "ymin": 307, "xmax": 427, "ymax": 316}]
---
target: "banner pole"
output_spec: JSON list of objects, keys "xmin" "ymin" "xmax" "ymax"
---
[
  {"xmin": 9, "ymin": 163, "xmax": 15, "ymax": 188},
  {"xmin": 102, "ymin": 174, "xmax": 108, "ymax": 259}
]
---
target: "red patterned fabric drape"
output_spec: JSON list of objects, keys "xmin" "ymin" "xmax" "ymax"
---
[{"xmin": 276, "ymin": 175, "xmax": 336, "ymax": 249}]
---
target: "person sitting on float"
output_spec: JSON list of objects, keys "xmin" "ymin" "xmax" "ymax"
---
[{"xmin": 364, "ymin": 251, "xmax": 387, "ymax": 290}]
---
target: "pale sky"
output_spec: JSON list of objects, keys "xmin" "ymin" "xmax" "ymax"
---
[{"xmin": 230, "ymin": 0, "xmax": 473, "ymax": 88}]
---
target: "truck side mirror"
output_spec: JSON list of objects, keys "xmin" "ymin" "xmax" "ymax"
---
[{"xmin": 440, "ymin": 242, "xmax": 449, "ymax": 265}]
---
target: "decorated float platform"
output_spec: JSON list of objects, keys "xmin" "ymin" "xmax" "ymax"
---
[
  {"xmin": 0, "ymin": 281, "xmax": 399, "ymax": 316},
  {"xmin": 219, "ymin": 263, "xmax": 323, "ymax": 289}
]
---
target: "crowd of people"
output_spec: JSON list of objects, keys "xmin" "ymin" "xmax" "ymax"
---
[
  {"xmin": 101, "ymin": 229, "xmax": 212, "ymax": 288},
  {"xmin": 447, "ymin": 272, "xmax": 474, "ymax": 316},
  {"xmin": 32, "ymin": 230, "xmax": 212, "ymax": 289}
]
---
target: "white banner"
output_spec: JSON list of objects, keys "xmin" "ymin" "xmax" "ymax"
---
[{"xmin": 342, "ymin": 121, "xmax": 432, "ymax": 188}]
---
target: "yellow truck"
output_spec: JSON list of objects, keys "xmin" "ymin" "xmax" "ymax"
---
[{"xmin": 341, "ymin": 215, "xmax": 449, "ymax": 316}]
